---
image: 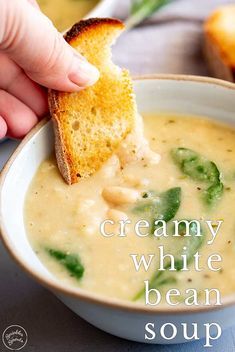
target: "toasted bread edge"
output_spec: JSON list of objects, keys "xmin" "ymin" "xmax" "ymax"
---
[{"xmin": 48, "ymin": 18, "xmax": 128, "ymax": 185}]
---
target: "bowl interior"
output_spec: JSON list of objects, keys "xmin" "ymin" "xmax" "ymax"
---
[{"xmin": 1, "ymin": 76, "xmax": 235, "ymax": 299}]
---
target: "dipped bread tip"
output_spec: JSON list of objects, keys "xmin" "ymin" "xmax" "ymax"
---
[
  {"xmin": 48, "ymin": 18, "xmax": 136, "ymax": 184},
  {"xmin": 204, "ymin": 5, "xmax": 235, "ymax": 82}
]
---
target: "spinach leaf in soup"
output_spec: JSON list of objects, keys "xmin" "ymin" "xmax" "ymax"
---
[
  {"xmin": 132, "ymin": 187, "xmax": 181, "ymax": 233},
  {"xmin": 47, "ymin": 248, "xmax": 84, "ymax": 279},
  {"xmin": 171, "ymin": 220, "xmax": 205, "ymax": 270},
  {"xmin": 133, "ymin": 220, "xmax": 205, "ymax": 301},
  {"xmin": 171, "ymin": 148, "xmax": 223, "ymax": 206},
  {"xmin": 204, "ymin": 182, "xmax": 224, "ymax": 206}
]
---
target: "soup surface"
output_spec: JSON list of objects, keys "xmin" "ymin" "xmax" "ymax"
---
[
  {"xmin": 38, "ymin": 0, "xmax": 99, "ymax": 31},
  {"xmin": 25, "ymin": 114, "xmax": 235, "ymax": 304}
]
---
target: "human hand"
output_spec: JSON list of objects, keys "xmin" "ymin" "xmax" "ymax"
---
[{"xmin": 0, "ymin": 0, "xmax": 99, "ymax": 139}]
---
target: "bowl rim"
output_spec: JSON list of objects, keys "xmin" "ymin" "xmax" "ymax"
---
[{"xmin": 1, "ymin": 74, "xmax": 235, "ymax": 315}]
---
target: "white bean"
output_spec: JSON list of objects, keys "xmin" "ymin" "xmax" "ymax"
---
[
  {"xmin": 102, "ymin": 186, "xmax": 140, "ymax": 205},
  {"xmin": 77, "ymin": 199, "xmax": 95, "ymax": 213},
  {"xmin": 144, "ymin": 150, "xmax": 161, "ymax": 165},
  {"xmin": 99, "ymin": 155, "xmax": 120, "ymax": 178},
  {"xmin": 124, "ymin": 174, "xmax": 150, "ymax": 187},
  {"xmin": 123, "ymin": 174, "xmax": 140, "ymax": 187},
  {"xmin": 139, "ymin": 178, "xmax": 150, "ymax": 187},
  {"xmin": 107, "ymin": 209, "xmax": 128, "ymax": 222}
]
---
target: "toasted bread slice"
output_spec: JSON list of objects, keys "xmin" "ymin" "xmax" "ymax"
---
[
  {"xmin": 48, "ymin": 18, "xmax": 136, "ymax": 184},
  {"xmin": 204, "ymin": 5, "xmax": 235, "ymax": 82}
]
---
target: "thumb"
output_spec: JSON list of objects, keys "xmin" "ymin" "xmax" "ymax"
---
[{"xmin": 0, "ymin": 0, "xmax": 99, "ymax": 91}]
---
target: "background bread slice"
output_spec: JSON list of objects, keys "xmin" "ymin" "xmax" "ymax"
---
[
  {"xmin": 204, "ymin": 5, "xmax": 235, "ymax": 82},
  {"xmin": 48, "ymin": 18, "xmax": 136, "ymax": 184}
]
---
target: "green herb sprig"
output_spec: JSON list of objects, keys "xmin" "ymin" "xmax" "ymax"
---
[{"xmin": 125, "ymin": 0, "xmax": 173, "ymax": 30}]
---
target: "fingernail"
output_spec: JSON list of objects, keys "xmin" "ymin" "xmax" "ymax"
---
[{"xmin": 69, "ymin": 56, "xmax": 100, "ymax": 87}]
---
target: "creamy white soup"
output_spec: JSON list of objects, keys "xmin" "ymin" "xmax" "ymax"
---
[{"xmin": 25, "ymin": 114, "xmax": 235, "ymax": 304}]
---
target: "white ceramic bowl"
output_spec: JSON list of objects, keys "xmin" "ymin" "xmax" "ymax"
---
[{"xmin": 1, "ymin": 76, "xmax": 235, "ymax": 345}]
